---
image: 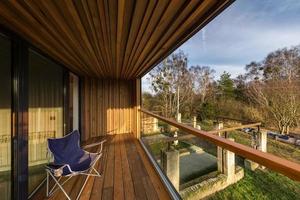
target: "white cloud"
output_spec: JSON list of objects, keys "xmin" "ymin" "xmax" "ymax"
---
[{"xmin": 142, "ymin": 0, "xmax": 300, "ymax": 92}]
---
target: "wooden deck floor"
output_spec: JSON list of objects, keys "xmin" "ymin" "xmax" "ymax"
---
[{"xmin": 32, "ymin": 133, "xmax": 171, "ymax": 200}]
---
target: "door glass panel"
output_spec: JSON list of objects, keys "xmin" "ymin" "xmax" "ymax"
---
[
  {"xmin": 0, "ymin": 34, "xmax": 11, "ymax": 200},
  {"xmin": 69, "ymin": 73, "xmax": 79, "ymax": 131},
  {"xmin": 28, "ymin": 50, "xmax": 64, "ymax": 194}
]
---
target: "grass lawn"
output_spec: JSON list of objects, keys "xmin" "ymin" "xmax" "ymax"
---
[
  {"xmin": 144, "ymin": 127, "xmax": 300, "ymax": 200},
  {"xmin": 208, "ymin": 169, "xmax": 300, "ymax": 200},
  {"xmin": 208, "ymin": 131, "xmax": 300, "ymax": 200}
]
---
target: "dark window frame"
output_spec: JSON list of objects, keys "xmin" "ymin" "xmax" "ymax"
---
[{"xmin": 0, "ymin": 24, "xmax": 82, "ymax": 199}]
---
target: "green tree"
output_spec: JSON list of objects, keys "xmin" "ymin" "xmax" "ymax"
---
[
  {"xmin": 142, "ymin": 92, "xmax": 159, "ymax": 111},
  {"xmin": 234, "ymin": 74, "xmax": 248, "ymax": 102},
  {"xmin": 217, "ymin": 71, "xmax": 235, "ymax": 98}
]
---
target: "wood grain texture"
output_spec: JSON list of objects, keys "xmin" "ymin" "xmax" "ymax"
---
[
  {"xmin": 32, "ymin": 134, "xmax": 171, "ymax": 200},
  {"xmin": 81, "ymin": 78, "xmax": 138, "ymax": 140},
  {"xmin": 0, "ymin": 0, "xmax": 233, "ymax": 79}
]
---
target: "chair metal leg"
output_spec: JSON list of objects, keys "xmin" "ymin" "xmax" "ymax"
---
[
  {"xmin": 76, "ymin": 155, "xmax": 103, "ymax": 200},
  {"xmin": 76, "ymin": 174, "xmax": 91, "ymax": 200},
  {"xmin": 92, "ymin": 167, "xmax": 101, "ymax": 177},
  {"xmin": 49, "ymin": 176, "xmax": 72, "ymax": 196},
  {"xmin": 48, "ymin": 171, "xmax": 71, "ymax": 200},
  {"xmin": 46, "ymin": 172, "xmax": 49, "ymax": 197}
]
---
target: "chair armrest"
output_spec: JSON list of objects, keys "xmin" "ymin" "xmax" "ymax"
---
[{"xmin": 82, "ymin": 140, "xmax": 106, "ymax": 153}]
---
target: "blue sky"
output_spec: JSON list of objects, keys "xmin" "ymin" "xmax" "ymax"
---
[{"xmin": 142, "ymin": 0, "xmax": 300, "ymax": 92}]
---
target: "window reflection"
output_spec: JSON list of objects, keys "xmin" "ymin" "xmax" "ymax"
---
[
  {"xmin": 0, "ymin": 34, "xmax": 12, "ymax": 200},
  {"xmin": 28, "ymin": 50, "xmax": 64, "ymax": 194}
]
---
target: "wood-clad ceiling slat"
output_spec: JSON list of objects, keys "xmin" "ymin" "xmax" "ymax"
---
[
  {"xmin": 132, "ymin": 0, "xmax": 219, "ymax": 77},
  {"xmin": 0, "ymin": 0, "xmax": 233, "ymax": 79}
]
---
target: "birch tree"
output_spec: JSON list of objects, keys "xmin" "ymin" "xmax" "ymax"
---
[
  {"xmin": 246, "ymin": 45, "xmax": 300, "ymax": 134},
  {"xmin": 149, "ymin": 51, "xmax": 193, "ymax": 118}
]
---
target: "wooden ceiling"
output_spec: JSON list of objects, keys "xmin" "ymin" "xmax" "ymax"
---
[{"xmin": 0, "ymin": 0, "xmax": 233, "ymax": 79}]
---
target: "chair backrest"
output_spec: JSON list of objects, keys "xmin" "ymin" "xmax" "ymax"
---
[{"xmin": 48, "ymin": 130, "xmax": 84, "ymax": 165}]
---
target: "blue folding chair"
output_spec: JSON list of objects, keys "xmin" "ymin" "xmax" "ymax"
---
[{"xmin": 45, "ymin": 130, "xmax": 105, "ymax": 200}]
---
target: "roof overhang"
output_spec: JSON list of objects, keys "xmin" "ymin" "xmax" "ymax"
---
[{"xmin": 0, "ymin": 0, "xmax": 234, "ymax": 79}]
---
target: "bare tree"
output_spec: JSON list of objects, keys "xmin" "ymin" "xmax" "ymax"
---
[
  {"xmin": 263, "ymin": 46, "xmax": 300, "ymax": 82},
  {"xmin": 245, "ymin": 46, "xmax": 300, "ymax": 82},
  {"xmin": 248, "ymin": 80, "xmax": 300, "ymax": 134},
  {"xmin": 246, "ymin": 45, "xmax": 300, "ymax": 134},
  {"xmin": 149, "ymin": 50, "xmax": 193, "ymax": 118},
  {"xmin": 190, "ymin": 66, "xmax": 215, "ymax": 104}
]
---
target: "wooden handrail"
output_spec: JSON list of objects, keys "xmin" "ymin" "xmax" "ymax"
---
[
  {"xmin": 207, "ymin": 123, "xmax": 261, "ymax": 134},
  {"xmin": 144, "ymin": 123, "xmax": 262, "ymax": 144},
  {"xmin": 140, "ymin": 109, "xmax": 300, "ymax": 182},
  {"xmin": 216, "ymin": 115, "xmax": 257, "ymax": 124},
  {"xmin": 143, "ymin": 134, "xmax": 196, "ymax": 144}
]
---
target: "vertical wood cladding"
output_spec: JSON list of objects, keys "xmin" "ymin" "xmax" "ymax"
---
[{"xmin": 81, "ymin": 78, "xmax": 139, "ymax": 141}]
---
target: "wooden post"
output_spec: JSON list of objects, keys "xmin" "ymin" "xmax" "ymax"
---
[
  {"xmin": 193, "ymin": 116, "xmax": 197, "ymax": 128},
  {"xmin": 153, "ymin": 118, "xmax": 158, "ymax": 132},
  {"xmin": 173, "ymin": 113, "xmax": 181, "ymax": 145},
  {"xmin": 176, "ymin": 113, "xmax": 181, "ymax": 123},
  {"xmin": 224, "ymin": 138, "xmax": 235, "ymax": 182},
  {"xmin": 215, "ymin": 122, "xmax": 224, "ymax": 172},
  {"xmin": 161, "ymin": 149, "xmax": 180, "ymax": 190},
  {"xmin": 258, "ymin": 130, "xmax": 267, "ymax": 153},
  {"xmin": 257, "ymin": 129, "xmax": 267, "ymax": 169}
]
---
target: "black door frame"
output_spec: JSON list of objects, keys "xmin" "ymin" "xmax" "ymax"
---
[
  {"xmin": 0, "ymin": 25, "xmax": 81, "ymax": 200},
  {"xmin": 11, "ymin": 36, "xmax": 29, "ymax": 200}
]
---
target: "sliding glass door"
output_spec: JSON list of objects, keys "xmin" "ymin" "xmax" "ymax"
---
[
  {"xmin": 0, "ymin": 33, "xmax": 11, "ymax": 200},
  {"xmin": 0, "ymin": 28, "xmax": 80, "ymax": 198},
  {"xmin": 28, "ymin": 50, "xmax": 64, "ymax": 195},
  {"xmin": 68, "ymin": 73, "xmax": 80, "ymax": 132}
]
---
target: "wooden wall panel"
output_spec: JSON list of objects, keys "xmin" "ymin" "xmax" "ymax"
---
[{"xmin": 81, "ymin": 78, "xmax": 139, "ymax": 141}]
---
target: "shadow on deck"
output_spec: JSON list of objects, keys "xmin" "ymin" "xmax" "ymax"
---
[{"xmin": 32, "ymin": 133, "xmax": 170, "ymax": 200}]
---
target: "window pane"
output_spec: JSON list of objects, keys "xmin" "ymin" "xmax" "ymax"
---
[
  {"xmin": 0, "ymin": 34, "xmax": 11, "ymax": 200},
  {"xmin": 69, "ymin": 73, "xmax": 79, "ymax": 131},
  {"xmin": 28, "ymin": 50, "xmax": 64, "ymax": 194}
]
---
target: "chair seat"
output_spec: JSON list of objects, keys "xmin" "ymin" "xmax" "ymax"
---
[
  {"xmin": 64, "ymin": 152, "xmax": 98, "ymax": 175},
  {"xmin": 47, "ymin": 152, "xmax": 98, "ymax": 176},
  {"xmin": 67, "ymin": 153, "xmax": 89, "ymax": 175},
  {"xmin": 46, "ymin": 130, "xmax": 104, "ymax": 200}
]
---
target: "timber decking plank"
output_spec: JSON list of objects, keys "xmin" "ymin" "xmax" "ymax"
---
[
  {"xmin": 89, "ymin": 136, "xmax": 110, "ymax": 200},
  {"xmin": 133, "ymin": 139, "xmax": 171, "ymax": 200},
  {"xmin": 124, "ymin": 134, "xmax": 148, "ymax": 200},
  {"xmin": 102, "ymin": 134, "xmax": 115, "ymax": 200},
  {"xmin": 66, "ymin": 137, "xmax": 97, "ymax": 199},
  {"xmin": 120, "ymin": 134, "xmax": 135, "ymax": 200},
  {"xmin": 67, "ymin": 138, "xmax": 100, "ymax": 200},
  {"xmin": 102, "ymin": 187, "xmax": 114, "ymax": 200},
  {"xmin": 114, "ymin": 134, "xmax": 125, "ymax": 200},
  {"xmin": 78, "ymin": 137, "xmax": 107, "ymax": 200},
  {"xmin": 31, "ymin": 134, "xmax": 170, "ymax": 200},
  {"xmin": 142, "ymin": 177, "xmax": 159, "ymax": 200}
]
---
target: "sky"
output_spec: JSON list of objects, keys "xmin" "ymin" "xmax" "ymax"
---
[{"xmin": 142, "ymin": 0, "xmax": 300, "ymax": 93}]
